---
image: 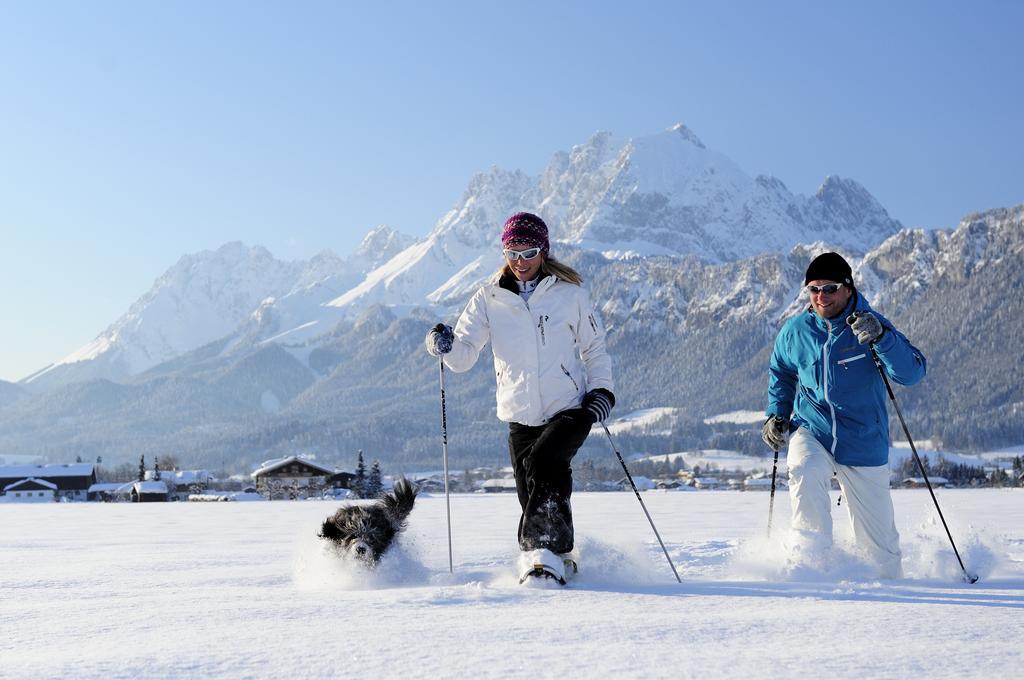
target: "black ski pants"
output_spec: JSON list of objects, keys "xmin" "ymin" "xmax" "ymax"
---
[{"xmin": 508, "ymin": 408, "xmax": 593, "ymax": 554}]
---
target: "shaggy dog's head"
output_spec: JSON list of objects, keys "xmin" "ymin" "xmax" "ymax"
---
[{"xmin": 318, "ymin": 478, "xmax": 417, "ymax": 565}]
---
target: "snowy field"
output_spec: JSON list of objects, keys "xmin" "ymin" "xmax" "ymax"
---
[{"xmin": 2, "ymin": 490, "xmax": 1023, "ymax": 679}]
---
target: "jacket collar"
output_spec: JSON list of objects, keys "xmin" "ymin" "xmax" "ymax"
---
[
  {"xmin": 497, "ymin": 272, "xmax": 556, "ymax": 295},
  {"xmin": 805, "ymin": 289, "xmax": 871, "ymax": 332}
]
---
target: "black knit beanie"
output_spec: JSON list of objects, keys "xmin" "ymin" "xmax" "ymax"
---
[{"xmin": 804, "ymin": 252, "xmax": 853, "ymax": 286}]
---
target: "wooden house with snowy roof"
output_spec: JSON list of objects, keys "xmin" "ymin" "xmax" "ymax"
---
[
  {"xmin": 251, "ymin": 456, "xmax": 337, "ymax": 499},
  {"xmin": 131, "ymin": 480, "xmax": 169, "ymax": 502},
  {"xmin": 0, "ymin": 477, "xmax": 58, "ymax": 503},
  {"xmin": 0, "ymin": 463, "xmax": 96, "ymax": 501}
]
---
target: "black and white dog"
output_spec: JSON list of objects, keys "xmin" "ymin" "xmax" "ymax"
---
[{"xmin": 317, "ymin": 477, "xmax": 417, "ymax": 565}]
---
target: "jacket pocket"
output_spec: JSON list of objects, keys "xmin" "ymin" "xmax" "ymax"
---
[{"xmin": 833, "ymin": 352, "xmax": 874, "ymax": 394}]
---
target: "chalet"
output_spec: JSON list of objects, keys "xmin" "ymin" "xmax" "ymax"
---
[
  {"xmin": 87, "ymin": 482, "xmax": 136, "ymax": 502},
  {"xmin": 0, "ymin": 463, "xmax": 96, "ymax": 501},
  {"xmin": 325, "ymin": 471, "xmax": 358, "ymax": 490},
  {"xmin": 144, "ymin": 469, "xmax": 214, "ymax": 497},
  {"xmin": 655, "ymin": 478, "xmax": 683, "ymax": 490},
  {"xmin": 615, "ymin": 475, "xmax": 655, "ymax": 491},
  {"xmin": 251, "ymin": 456, "xmax": 337, "ymax": 499},
  {"xmin": 414, "ymin": 477, "xmax": 448, "ymax": 494},
  {"xmin": 132, "ymin": 481, "xmax": 169, "ymax": 502},
  {"xmin": 0, "ymin": 478, "xmax": 57, "ymax": 503},
  {"xmin": 691, "ymin": 477, "xmax": 722, "ymax": 490},
  {"xmin": 743, "ymin": 477, "xmax": 774, "ymax": 491},
  {"xmin": 479, "ymin": 478, "xmax": 518, "ymax": 493}
]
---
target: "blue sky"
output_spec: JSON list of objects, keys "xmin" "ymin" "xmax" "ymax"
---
[{"xmin": 1, "ymin": 1, "xmax": 1021, "ymax": 381}]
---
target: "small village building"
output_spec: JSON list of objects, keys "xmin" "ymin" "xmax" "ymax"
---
[
  {"xmin": 144, "ymin": 469, "xmax": 214, "ymax": 497},
  {"xmin": 743, "ymin": 477, "xmax": 774, "ymax": 491},
  {"xmin": 325, "ymin": 471, "xmax": 357, "ymax": 490},
  {"xmin": 87, "ymin": 482, "xmax": 135, "ymax": 502},
  {"xmin": 902, "ymin": 476, "xmax": 948, "ymax": 489},
  {"xmin": 692, "ymin": 477, "xmax": 722, "ymax": 490},
  {"xmin": 132, "ymin": 481, "xmax": 169, "ymax": 502},
  {"xmin": 479, "ymin": 478, "xmax": 518, "ymax": 493},
  {"xmin": 615, "ymin": 475, "xmax": 655, "ymax": 491},
  {"xmin": 0, "ymin": 463, "xmax": 96, "ymax": 501},
  {"xmin": 251, "ymin": 456, "xmax": 337, "ymax": 499},
  {"xmin": 413, "ymin": 477, "xmax": 448, "ymax": 494},
  {"xmin": 1, "ymin": 477, "xmax": 58, "ymax": 503}
]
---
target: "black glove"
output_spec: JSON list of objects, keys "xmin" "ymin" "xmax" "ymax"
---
[
  {"xmin": 582, "ymin": 389, "xmax": 615, "ymax": 424},
  {"xmin": 424, "ymin": 323, "xmax": 454, "ymax": 356},
  {"xmin": 847, "ymin": 311, "xmax": 885, "ymax": 345},
  {"xmin": 761, "ymin": 416, "xmax": 789, "ymax": 452}
]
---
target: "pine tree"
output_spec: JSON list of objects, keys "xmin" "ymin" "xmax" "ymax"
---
[
  {"xmin": 354, "ymin": 450, "xmax": 367, "ymax": 498},
  {"xmin": 368, "ymin": 461, "xmax": 383, "ymax": 497},
  {"xmin": 154, "ymin": 457, "xmax": 162, "ymax": 481},
  {"xmin": 138, "ymin": 455, "xmax": 146, "ymax": 482}
]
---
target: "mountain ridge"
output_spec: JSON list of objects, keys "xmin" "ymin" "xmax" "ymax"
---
[{"xmin": 1, "ymin": 204, "xmax": 1020, "ymax": 470}]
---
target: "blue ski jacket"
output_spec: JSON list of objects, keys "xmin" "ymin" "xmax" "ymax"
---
[{"xmin": 766, "ymin": 292, "xmax": 926, "ymax": 467}]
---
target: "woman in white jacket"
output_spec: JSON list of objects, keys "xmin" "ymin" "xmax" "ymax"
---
[{"xmin": 426, "ymin": 212, "xmax": 615, "ymax": 580}]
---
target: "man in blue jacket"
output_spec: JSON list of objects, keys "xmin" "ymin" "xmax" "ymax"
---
[{"xmin": 762, "ymin": 252, "xmax": 926, "ymax": 578}]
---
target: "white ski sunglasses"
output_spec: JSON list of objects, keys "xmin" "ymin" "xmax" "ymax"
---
[
  {"xmin": 503, "ymin": 247, "xmax": 543, "ymax": 261},
  {"xmin": 805, "ymin": 282, "xmax": 845, "ymax": 295}
]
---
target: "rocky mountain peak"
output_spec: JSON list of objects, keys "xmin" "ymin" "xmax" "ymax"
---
[{"xmin": 669, "ymin": 122, "xmax": 706, "ymax": 149}]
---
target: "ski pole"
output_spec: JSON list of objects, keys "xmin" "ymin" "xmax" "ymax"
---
[
  {"xmin": 767, "ymin": 448, "xmax": 780, "ymax": 538},
  {"xmin": 439, "ymin": 357, "xmax": 454, "ymax": 573},
  {"xmin": 852, "ymin": 317, "xmax": 977, "ymax": 583},
  {"xmin": 600, "ymin": 422, "xmax": 681, "ymax": 583}
]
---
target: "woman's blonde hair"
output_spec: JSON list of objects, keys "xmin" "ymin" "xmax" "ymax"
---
[{"xmin": 497, "ymin": 255, "xmax": 583, "ymax": 285}]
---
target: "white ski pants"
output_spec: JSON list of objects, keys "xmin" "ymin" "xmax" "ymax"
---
[{"xmin": 787, "ymin": 427, "xmax": 902, "ymax": 578}]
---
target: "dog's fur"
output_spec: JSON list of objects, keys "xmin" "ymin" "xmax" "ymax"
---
[{"xmin": 317, "ymin": 477, "xmax": 417, "ymax": 564}]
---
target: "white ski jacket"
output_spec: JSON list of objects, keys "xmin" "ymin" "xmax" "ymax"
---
[{"xmin": 443, "ymin": 274, "xmax": 614, "ymax": 426}]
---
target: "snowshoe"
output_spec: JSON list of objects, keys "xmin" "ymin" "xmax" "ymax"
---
[{"xmin": 518, "ymin": 549, "xmax": 576, "ymax": 585}]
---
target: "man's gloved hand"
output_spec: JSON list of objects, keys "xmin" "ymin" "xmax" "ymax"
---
[
  {"xmin": 847, "ymin": 311, "xmax": 885, "ymax": 345},
  {"xmin": 761, "ymin": 416, "xmax": 789, "ymax": 452},
  {"xmin": 424, "ymin": 323, "xmax": 454, "ymax": 356},
  {"xmin": 582, "ymin": 389, "xmax": 615, "ymax": 424}
]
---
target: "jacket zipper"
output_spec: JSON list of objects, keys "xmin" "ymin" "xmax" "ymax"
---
[
  {"xmin": 823, "ymin": 318, "xmax": 839, "ymax": 455},
  {"xmin": 560, "ymin": 364, "xmax": 579, "ymax": 391},
  {"xmin": 837, "ymin": 353, "xmax": 867, "ymax": 368},
  {"xmin": 538, "ymin": 315, "xmax": 548, "ymax": 345}
]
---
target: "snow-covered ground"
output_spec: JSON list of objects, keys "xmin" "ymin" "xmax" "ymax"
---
[
  {"xmin": 2, "ymin": 490, "xmax": 1022, "ymax": 678},
  {"xmin": 702, "ymin": 410, "xmax": 766, "ymax": 425},
  {"xmin": 604, "ymin": 407, "xmax": 680, "ymax": 436},
  {"xmin": 635, "ymin": 449, "xmax": 784, "ymax": 475}
]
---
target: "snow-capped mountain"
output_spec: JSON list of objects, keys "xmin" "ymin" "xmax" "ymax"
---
[
  {"xmin": 8, "ymin": 121, "xmax": 1018, "ymax": 470},
  {"xmin": 233, "ymin": 225, "xmax": 416, "ymax": 347},
  {"xmin": 21, "ymin": 123, "xmax": 902, "ymax": 391},
  {"xmin": 21, "ymin": 228, "xmax": 413, "ymax": 390},
  {"xmin": 21, "ymin": 243, "xmax": 310, "ymax": 389},
  {"xmin": 0, "ymin": 380, "xmax": 26, "ymax": 409},
  {"xmin": 3, "ymin": 203, "xmax": 1020, "ymax": 471},
  {"xmin": 327, "ymin": 124, "xmax": 901, "ymax": 317},
  {"xmin": 325, "ymin": 168, "xmax": 536, "ymax": 312}
]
